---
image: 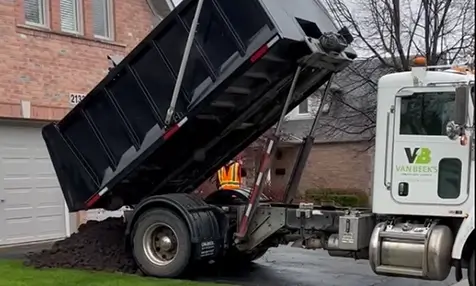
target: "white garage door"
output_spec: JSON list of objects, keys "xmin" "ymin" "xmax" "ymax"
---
[{"xmin": 0, "ymin": 122, "xmax": 67, "ymax": 245}]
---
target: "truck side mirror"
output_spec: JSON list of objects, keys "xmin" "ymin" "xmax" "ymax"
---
[{"xmin": 454, "ymin": 86, "xmax": 469, "ymax": 126}]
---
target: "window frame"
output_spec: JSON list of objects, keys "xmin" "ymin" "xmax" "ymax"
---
[
  {"xmin": 59, "ymin": 0, "xmax": 83, "ymax": 35},
  {"xmin": 93, "ymin": 0, "xmax": 115, "ymax": 41},
  {"xmin": 298, "ymin": 99, "xmax": 309, "ymax": 114},
  {"xmin": 398, "ymin": 90, "xmax": 456, "ymax": 137},
  {"xmin": 24, "ymin": 0, "xmax": 49, "ymax": 28},
  {"xmin": 322, "ymin": 101, "xmax": 332, "ymax": 113},
  {"xmin": 437, "ymin": 158, "xmax": 462, "ymax": 199}
]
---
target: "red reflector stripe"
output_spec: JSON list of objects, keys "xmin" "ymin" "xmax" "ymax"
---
[
  {"xmin": 250, "ymin": 45, "xmax": 268, "ymax": 63},
  {"xmin": 250, "ymin": 35, "xmax": 280, "ymax": 63},
  {"xmin": 85, "ymin": 194, "xmax": 100, "ymax": 208},
  {"xmin": 164, "ymin": 124, "xmax": 180, "ymax": 140},
  {"xmin": 163, "ymin": 116, "xmax": 188, "ymax": 140}
]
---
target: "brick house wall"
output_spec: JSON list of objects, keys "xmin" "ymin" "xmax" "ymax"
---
[
  {"xmin": 0, "ymin": 0, "xmax": 160, "ymax": 120},
  {"xmin": 270, "ymin": 141, "xmax": 374, "ymax": 200},
  {"xmin": 0, "ymin": 0, "xmax": 168, "ymax": 229}
]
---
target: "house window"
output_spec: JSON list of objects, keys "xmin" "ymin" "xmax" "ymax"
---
[
  {"xmin": 24, "ymin": 0, "xmax": 48, "ymax": 27},
  {"xmin": 60, "ymin": 0, "xmax": 82, "ymax": 34},
  {"xmin": 298, "ymin": 99, "xmax": 309, "ymax": 114},
  {"xmin": 93, "ymin": 0, "xmax": 114, "ymax": 40}
]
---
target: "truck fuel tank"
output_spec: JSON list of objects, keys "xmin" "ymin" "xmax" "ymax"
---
[{"xmin": 369, "ymin": 221, "xmax": 454, "ymax": 281}]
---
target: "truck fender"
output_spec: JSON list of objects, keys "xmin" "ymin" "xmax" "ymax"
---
[
  {"xmin": 452, "ymin": 206, "xmax": 475, "ymax": 259},
  {"xmin": 125, "ymin": 193, "xmax": 228, "ymax": 249}
]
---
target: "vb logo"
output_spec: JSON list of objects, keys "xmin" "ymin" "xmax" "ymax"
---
[{"xmin": 404, "ymin": 147, "xmax": 432, "ymax": 164}]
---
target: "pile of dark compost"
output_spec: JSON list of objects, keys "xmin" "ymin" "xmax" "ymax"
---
[{"xmin": 24, "ymin": 218, "xmax": 139, "ymax": 274}]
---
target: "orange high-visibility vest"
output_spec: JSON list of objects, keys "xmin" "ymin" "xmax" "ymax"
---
[{"xmin": 217, "ymin": 162, "xmax": 242, "ymax": 190}]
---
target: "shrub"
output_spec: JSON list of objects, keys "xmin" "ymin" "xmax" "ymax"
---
[{"xmin": 302, "ymin": 187, "xmax": 369, "ymax": 207}]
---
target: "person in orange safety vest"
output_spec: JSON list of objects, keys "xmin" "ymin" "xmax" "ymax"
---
[{"xmin": 216, "ymin": 158, "xmax": 246, "ymax": 190}]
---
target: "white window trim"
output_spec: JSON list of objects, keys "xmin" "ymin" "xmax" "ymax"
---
[
  {"xmin": 322, "ymin": 102, "xmax": 332, "ymax": 113},
  {"xmin": 94, "ymin": 0, "xmax": 115, "ymax": 41},
  {"xmin": 25, "ymin": 0, "xmax": 50, "ymax": 29},
  {"xmin": 297, "ymin": 99, "xmax": 310, "ymax": 115},
  {"xmin": 60, "ymin": 0, "xmax": 83, "ymax": 35},
  {"xmin": 286, "ymin": 105, "xmax": 313, "ymax": 121},
  {"xmin": 164, "ymin": 0, "xmax": 176, "ymax": 10}
]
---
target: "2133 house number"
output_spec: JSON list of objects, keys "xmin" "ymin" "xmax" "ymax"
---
[{"xmin": 69, "ymin": 93, "xmax": 86, "ymax": 106}]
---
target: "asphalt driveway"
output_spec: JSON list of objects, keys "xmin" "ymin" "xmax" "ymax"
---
[
  {"xmin": 0, "ymin": 241, "xmax": 55, "ymax": 260},
  {"xmin": 0, "ymin": 242, "xmax": 466, "ymax": 286},
  {"xmin": 196, "ymin": 246, "xmax": 460, "ymax": 286}
]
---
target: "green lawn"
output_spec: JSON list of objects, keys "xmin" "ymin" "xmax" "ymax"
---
[{"xmin": 0, "ymin": 260, "xmax": 230, "ymax": 286}]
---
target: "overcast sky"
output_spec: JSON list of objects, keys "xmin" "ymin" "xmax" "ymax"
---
[{"xmin": 167, "ymin": 0, "xmax": 467, "ymax": 59}]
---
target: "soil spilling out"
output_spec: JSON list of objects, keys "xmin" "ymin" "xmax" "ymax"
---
[
  {"xmin": 24, "ymin": 218, "xmax": 139, "ymax": 274},
  {"xmin": 23, "ymin": 217, "xmax": 260, "ymax": 280}
]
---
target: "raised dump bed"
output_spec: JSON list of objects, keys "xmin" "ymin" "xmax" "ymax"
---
[{"xmin": 42, "ymin": 0, "xmax": 357, "ymax": 212}]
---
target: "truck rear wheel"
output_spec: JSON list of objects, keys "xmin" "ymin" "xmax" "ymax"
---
[
  {"xmin": 132, "ymin": 208, "xmax": 191, "ymax": 278},
  {"xmin": 469, "ymin": 249, "xmax": 475, "ymax": 286}
]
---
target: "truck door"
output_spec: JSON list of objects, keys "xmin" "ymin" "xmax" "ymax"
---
[{"xmin": 391, "ymin": 86, "xmax": 471, "ymax": 205}]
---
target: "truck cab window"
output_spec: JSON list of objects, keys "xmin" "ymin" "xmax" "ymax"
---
[
  {"xmin": 437, "ymin": 158, "xmax": 462, "ymax": 199},
  {"xmin": 399, "ymin": 92, "xmax": 455, "ymax": 136}
]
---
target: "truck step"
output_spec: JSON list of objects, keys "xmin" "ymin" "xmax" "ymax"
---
[
  {"xmin": 262, "ymin": 54, "xmax": 289, "ymax": 63},
  {"xmin": 139, "ymin": 165, "xmax": 163, "ymax": 171},
  {"xmin": 243, "ymin": 71, "xmax": 271, "ymax": 82},
  {"xmin": 196, "ymin": 114, "xmax": 221, "ymax": 121},
  {"xmin": 237, "ymin": 122, "xmax": 255, "ymax": 129},
  {"xmin": 210, "ymin": 101, "xmax": 236, "ymax": 108},
  {"xmin": 225, "ymin": 86, "xmax": 251, "ymax": 95}
]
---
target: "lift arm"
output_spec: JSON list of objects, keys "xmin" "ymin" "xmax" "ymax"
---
[
  {"xmin": 235, "ymin": 66, "xmax": 303, "ymax": 241},
  {"xmin": 165, "ymin": 0, "xmax": 205, "ymax": 125},
  {"xmin": 283, "ymin": 74, "xmax": 335, "ymax": 203}
]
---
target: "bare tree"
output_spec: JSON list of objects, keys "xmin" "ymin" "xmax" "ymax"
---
[{"xmin": 318, "ymin": 0, "xmax": 475, "ymax": 143}]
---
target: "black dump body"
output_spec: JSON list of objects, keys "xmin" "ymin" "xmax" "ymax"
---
[{"xmin": 42, "ymin": 0, "xmax": 356, "ymax": 212}]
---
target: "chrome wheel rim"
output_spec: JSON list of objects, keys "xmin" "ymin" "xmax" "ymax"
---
[{"xmin": 143, "ymin": 223, "xmax": 179, "ymax": 266}]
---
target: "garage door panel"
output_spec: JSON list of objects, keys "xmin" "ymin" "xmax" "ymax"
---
[
  {"xmin": 4, "ymin": 206, "xmax": 63, "ymax": 223},
  {"xmin": 35, "ymin": 160, "xmax": 56, "ymax": 175},
  {"xmin": 2, "ymin": 147, "xmax": 32, "ymax": 156},
  {"xmin": 35, "ymin": 215, "xmax": 65, "ymax": 237},
  {"xmin": 1, "ymin": 160, "xmax": 30, "ymax": 178},
  {"xmin": 3, "ymin": 179, "xmax": 33, "ymax": 191},
  {"xmin": 0, "ymin": 124, "xmax": 67, "ymax": 245},
  {"xmin": 35, "ymin": 205, "xmax": 64, "ymax": 217},
  {"xmin": 37, "ymin": 198, "xmax": 65, "ymax": 214},
  {"xmin": 4, "ymin": 206, "xmax": 35, "ymax": 219},
  {"xmin": 4, "ymin": 220, "xmax": 36, "ymax": 244},
  {"xmin": 4, "ymin": 188, "xmax": 33, "ymax": 204},
  {"xmin": 3, "ymin": 201, "xmax": 62, "ymax": 218},
  {"xmin": 4, "ymin": 214, "xmax": 65, "ymax": 244},
  {"xmin": 35, "ymin": 177, "xmax": 61, "ymax": 189}
]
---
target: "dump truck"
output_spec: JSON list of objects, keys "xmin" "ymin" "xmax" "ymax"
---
[{"xmin": 42, "ymin": 0, "xmax": 475, "ymax": 284}]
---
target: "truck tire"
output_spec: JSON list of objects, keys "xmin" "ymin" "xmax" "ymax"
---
[
  {"xmin": 132, "ymin": 208, "xmax": 191, "ymax": 278},
  {"xmin": 469, "ymin": 249, "xmax": 475, "ymax": 286}
]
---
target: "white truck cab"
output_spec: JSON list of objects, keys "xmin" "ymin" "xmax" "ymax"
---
[{"xmin": 370, "ymin": 57, "xmax": 475, "ymax": 283}]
